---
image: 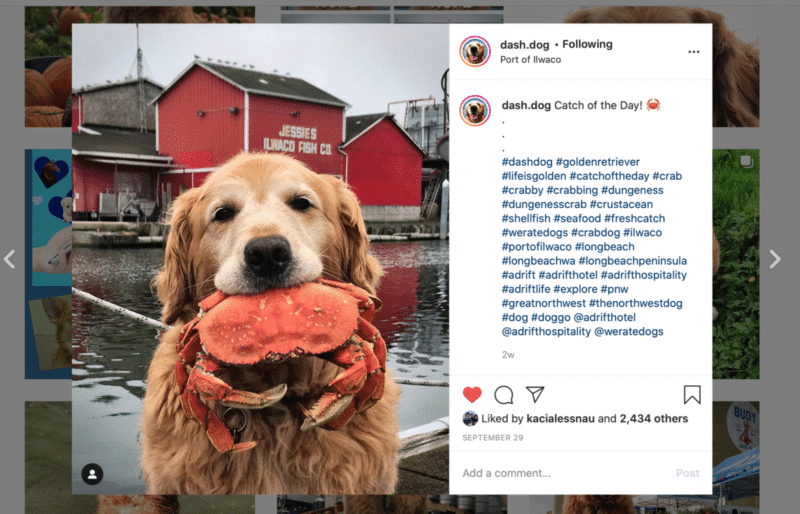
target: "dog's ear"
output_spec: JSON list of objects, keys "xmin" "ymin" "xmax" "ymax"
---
[
  {"xmin": 153, "ymin": 187, "xmax": 202, "ymax": 325},
  {"xmin": 689, "ymin": 8, "xmax": 759, "ymax": 127},
  {"xmin": 322, "ymin": 176, "xmax": 382, "ymax": 295}
]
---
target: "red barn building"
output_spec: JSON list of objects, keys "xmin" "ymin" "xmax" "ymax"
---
[
  {"xmin": 72, "ymin": 60, "xmax": 424, "ymax": 222},
  {"xmin": 151, "ymin": 60, "xmax": 349, "ymax": 198},
  {"xmin": 342, "ymin": 113, "xmax": 424, "ymax": 221}
]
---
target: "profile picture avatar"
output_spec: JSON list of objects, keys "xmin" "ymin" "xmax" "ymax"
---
[
  {"xmin": 460, "ymin": 95, "xmax": 491, "ymax": 126},
  {"xmin": 460, "ymin": 35, "xmax": 490, "ymax": 66}
]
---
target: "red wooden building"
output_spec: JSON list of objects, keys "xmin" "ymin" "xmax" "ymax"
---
[
  {"xmin": 152, "ymin": 60, "xmax": 349, "ymax": 198},
  {"xmin": 72, "ymin": 60, "xmax": 424, "ymax": 221},
  {"xmin": 342, "ymin": 113, "xmax": 424, "ymax": 221}
]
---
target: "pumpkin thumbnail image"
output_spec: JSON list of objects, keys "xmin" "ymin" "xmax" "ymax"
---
[{"xmin": 25, "ymin": 56, "xmax": 71, "ymax": 127}]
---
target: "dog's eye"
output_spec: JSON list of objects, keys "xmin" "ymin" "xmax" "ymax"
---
[
  {"xmin": 213, "ymin": 206, "xmax": 236, "ymax": 222},
  {"xmin": 289, "ymin": 197, "xmax": 312, "ymax": 212}
]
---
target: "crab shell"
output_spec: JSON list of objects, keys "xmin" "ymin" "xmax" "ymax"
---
[
  {"xmin": 174, "ymin": 278, "xmax": 387, "ymax": 454},
  {"xmin": 195, "ymin": 279, "xmax": 378, "ymax": 365}
]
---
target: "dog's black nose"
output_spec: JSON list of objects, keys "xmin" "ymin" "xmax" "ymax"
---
[{"xmin": 244, "ymin": 236, "xmax": 292, "ymax": 279}]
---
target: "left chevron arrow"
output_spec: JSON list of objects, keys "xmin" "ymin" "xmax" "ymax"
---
[{"xmin": 4, "ymin": 250, "xmax": 15, "ymax": 269}]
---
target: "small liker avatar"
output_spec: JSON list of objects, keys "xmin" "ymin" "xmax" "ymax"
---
[{"xmin": 647, "ymin": 98, "xmax": 661, "ymax": 111}]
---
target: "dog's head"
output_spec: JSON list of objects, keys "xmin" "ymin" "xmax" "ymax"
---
[
  {"xmin": 564, "ymin": 6, "xmax": 759, "ymax": 127},
  {"xmin": 41, "ymin": 161, "xmax": 58, "ymax": 188},
  {"xmin": 61, "ymin": 197, "xmax": 72, "ymax": 220},
  {"xmin": 465, "ymin": 101, "xmax": 486, "ymax": 123},
  {"xmin": 154, "ymin": 152, "xmax": 381, "ymax": 326},
  {"xmin": 465, "ymin": 41, "xmax": 486, "ymax": 64}
]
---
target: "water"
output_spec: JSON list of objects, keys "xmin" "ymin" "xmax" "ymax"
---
[{"xmin": 71, "ymin": 240, "xmax": 449, "ymax": 494}]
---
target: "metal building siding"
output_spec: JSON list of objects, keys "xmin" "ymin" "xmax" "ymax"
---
[
  {"xmin": 80, "ymin": 82, "xmax": 162, "ymax": 130},
  {"xmin": 345, "ymin": 119, "xmax": 423, "ymax": 206},
  {"xmin": 157, "ymin": 66, "xmax": 245, "ymax": 168},
  {"xmin": 248, "ymin": 94, "xmax": 345, "ymax": 177}
]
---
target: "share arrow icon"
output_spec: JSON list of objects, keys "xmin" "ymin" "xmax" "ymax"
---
[{"xmin": 526, "ymin": 386, "xmax": 544, "ymax": 403}]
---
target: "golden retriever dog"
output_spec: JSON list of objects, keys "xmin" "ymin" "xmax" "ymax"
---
[
  {"xmin": 98, "ymin": 495, "xmax": 179, "ymax": 514},
  {"xmin": 713, "ymin": 228, "xmax": 721, "ymax": 319},
  {"xmin": 140, "ymin": 152, "xmax": 400, "ymax": 494},
  {"xmin": 61, "ymin": 196, "xmax": 72, "ymax": 223},
  {"xmin": 464, "ymin": 101, "xmax": 486, "ymax": 124},
  {"xmin": 564, "ymin": 7, "xmax": 759, "ymax": 127},
  {"xmin": 564, "ymin": 495, "xmax": 636, "ymax": 514},
  {"xmin": 345, "ymin": 495, "xmax": 428, "ymax": 514},
  {"xmin": 465, "ymin": 41, "xmax": 486, "ymax": 64}
]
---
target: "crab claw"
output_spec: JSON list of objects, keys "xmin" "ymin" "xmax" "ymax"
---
[
  {"xmin": 188, "ymin": 356, "xmax": 288, "ymax": 409},
  {"xmin": 299, "ymin": 339, "xmax": 368, "ymax": 431},
  {"xmin": 300, "ymin": 394, "xmax": 356, "ymax": 431}
]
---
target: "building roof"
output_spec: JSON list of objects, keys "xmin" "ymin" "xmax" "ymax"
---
[
  {"xmin": 150, "ymin": 60, "xmax": 350, "ymax": 109},
  {"xmin": 72, "ymin": 125, "xmax": 170, "ymax": 162},
  {"xmin": 343, "ymin": 113, "xmax": 425, "ymax": 154},
  {"xmin": 73, "ymin": 77, "xmax": 164, "ymax": 95}
]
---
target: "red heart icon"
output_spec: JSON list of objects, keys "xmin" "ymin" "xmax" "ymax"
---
[{"xmin": 463, "ymin": 387, "xmax": 482, "ymax": 403}]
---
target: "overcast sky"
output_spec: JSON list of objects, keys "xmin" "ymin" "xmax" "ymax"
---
[{"xmin": 72, "ymin": 24, "xmax": 449, "ymax": 118}]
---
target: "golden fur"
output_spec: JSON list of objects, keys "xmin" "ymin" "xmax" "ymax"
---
[
  {"xmin": 564, "ymin": 495, "xmax": 636, "ymax": 514},
  {"xmin": 345, "ymin": 495, "xmax": 428, "ymax": 514},
  {"xmin": 564, "ymin": 7, "xmax": 759, "ymax": 127},
  {"xmin": 140, "ymin": 152, "xmax": 399, "ymax": 494},
  {"xmin": 98, "ymin": 495, "xmax": 179, "ymax": 514}
]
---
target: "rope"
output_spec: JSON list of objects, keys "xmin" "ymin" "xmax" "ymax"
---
[
  {"xmin": 72, "ymin": 287, "xmax": 168, "ymax": 331},
  {"xmin": 71, "ymin": 287, "xmax": 450, "ymax": 387},
  {"xmin": 394, "ymin": 378, "xmax": 448, "ymax": 387}
]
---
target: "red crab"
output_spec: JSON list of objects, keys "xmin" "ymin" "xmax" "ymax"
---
[
  {"xmin": 174, "ymin": 278, "xmax": 387, "ymax": 454},
  {"xmin": 647, "ymin": 98, "xmax": 660, "ymax": 111}
]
